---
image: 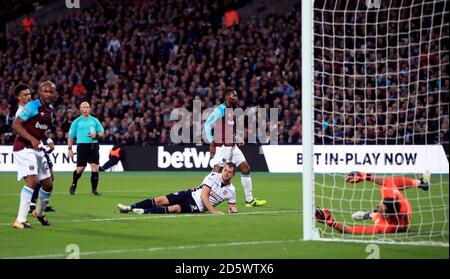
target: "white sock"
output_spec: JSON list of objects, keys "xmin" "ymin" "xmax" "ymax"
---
[
  {"xmin": 241, "ymin": 175, "xmax": 254, "ymax": 203},
  {"xmin": 17, "ymin": 186, "xmax": 33, "ymax": 223},
  {"xmin": 36, "ymin": 188, "xmax": 52, "ymax": 217}
]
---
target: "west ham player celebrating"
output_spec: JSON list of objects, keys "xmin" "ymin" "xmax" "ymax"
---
[
  {"xmin": 204, "ymin": 88, "xmax": 266, "ymax": 207},
  {"xmin": 12, "ymin": 81, "xmax": 56, "ymax": 229}
]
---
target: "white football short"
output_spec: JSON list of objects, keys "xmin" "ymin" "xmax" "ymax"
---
[
  {"xmin": 211, "ymin": 145, "xmax": 246, "ymax": 168},
  {"xmin": 14, "ymin": 148, "xmax": 51, "ymax": 181}
]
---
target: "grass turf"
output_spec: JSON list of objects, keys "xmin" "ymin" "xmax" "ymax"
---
[{"xmin": 0, "ymin": 172, "xmax": 448, "ymax": 259}]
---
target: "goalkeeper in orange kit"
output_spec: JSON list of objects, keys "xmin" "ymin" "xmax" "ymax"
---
[{"xmin": 315, "ymin": 171, "xmax": 431, "ymax": 234}]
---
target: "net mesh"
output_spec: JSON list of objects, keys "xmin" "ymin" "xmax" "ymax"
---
[{"xmin": 313, "ymin": 0, "xmax": 449, "ymax": 245}]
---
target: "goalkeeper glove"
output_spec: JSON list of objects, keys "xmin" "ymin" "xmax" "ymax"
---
[
  {"xmin": 345, "ymin": 171, "xmax": 374, "ymax": 183},
  {"xmin": 315, "ymin": 207, "xmax": 335, "ymax": 226}
]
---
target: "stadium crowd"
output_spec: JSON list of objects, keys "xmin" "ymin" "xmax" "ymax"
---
[
  {"xmin": 313, "ymin": 0, "xmax": 449, "ymax": 145},
  {"xmin": 0, "ymin": 0, "xmax": 448, "ymax": 148}
]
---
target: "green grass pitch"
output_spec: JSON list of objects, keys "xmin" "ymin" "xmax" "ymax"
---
[{"xmin": 0, "ymin": 172, "xmax": 448, "ymax": 259}]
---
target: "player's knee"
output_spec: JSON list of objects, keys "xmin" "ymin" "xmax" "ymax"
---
[
  {"xmin": 155, "ymin": 196, "xmax": 167, "ymax": 205},
  {"xmin": 41, "ymin": 180, "xmax": 53, "ymax": 192},
  {"xmin": 240, "ymin": 163, "xmax": 251, "ymax": 175},
  {"xmin": 76, "ymin": 167, "xmax": 85, "ymax": 174},
  {"xmin": 42, "ymin": 184, "xmax": 53, "ymax": 192},
  {"xmin": 25, "ymin": 175, "xmax": 39, "ymax": 188},
  {"xmin": 168, "ymin": 205, "xmax": 181, "ymax": 213},
  {"xmin": 26, "ymin": 180, "xmax": 38, "ymax": 189}
]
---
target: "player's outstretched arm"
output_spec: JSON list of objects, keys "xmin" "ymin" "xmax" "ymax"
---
[
  {"xmin": 315, "ymin": 207, "xmax": 379, "ymax": 234},
  {"xmin": 200, "ymin": 185, "xmax": 224, "ymax": 215},
  {"xmin": 345, "ymin": 171, "xmax": 369, "ymax": 183},
  {"xmin": 228, "ymin": 203, "xmax": 238, "ymax": 214},
  {"xmin": 345, "ymin": 171, "xmax": 388, "ymax": 186},
  {"xmin": 12, "ymin": 117, "xmax": 40, "ymax": 149},
  {"xmin": 344, "ymin": 171, "xmax": 386, "ymax": 185}
]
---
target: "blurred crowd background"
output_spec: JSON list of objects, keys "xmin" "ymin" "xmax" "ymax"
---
[{"xmin": 0, "ymin": 0, "xmax": 448, "ymax": 150}]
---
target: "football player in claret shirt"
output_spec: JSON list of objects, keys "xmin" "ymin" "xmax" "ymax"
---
[
  {"xmin": 12, "ymin": 81, "xmax": 57, "ymax": 229},
  {"xmin": 14, "ymin": 83, "xmax": 56, "ymax": 214},
  {"xmin": 315, "ymin": 171, "xmax": 431, "ymax": 234},
  {"xmin": 204, "ymin": 88, "xmax": 266, "ymax": 208},
  {"xmin": 117, "ymin": 162, "xmax": 238, "ymax": 215}
]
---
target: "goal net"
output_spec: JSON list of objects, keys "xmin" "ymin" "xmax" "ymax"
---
[{"xmin": 311, "ymin": 0, "xmax": 449, "ymax": 245}]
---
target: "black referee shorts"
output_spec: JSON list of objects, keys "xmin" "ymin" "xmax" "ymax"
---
[{"xmin": 76, "ymin": 143, "xmax": 100, "ymax": 167}]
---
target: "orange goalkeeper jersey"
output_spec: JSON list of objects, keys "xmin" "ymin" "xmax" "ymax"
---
[{"xmin": 347, "ymin": 177, "xmax": 412, "ymax": 234}]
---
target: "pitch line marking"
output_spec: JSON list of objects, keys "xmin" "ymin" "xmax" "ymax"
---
[
  {"xmin": 0, "ymin": 189, "xmax": 157, "ymax": 197},
  {"xmin": 0, "ymin": 209, "xmax": 301, "ymax": 226},
  {"xmin": 3, "ymin": 239, "xmax": 302, "ymax": 259}
]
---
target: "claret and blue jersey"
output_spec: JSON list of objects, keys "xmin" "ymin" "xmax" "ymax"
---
[
  {"xmin": 204, "ymin": 103, "xmax": 236, "ymax": 146},
  {"xmin": 13, "ymin": 99, "xmax": 53, "ymax": 152}
]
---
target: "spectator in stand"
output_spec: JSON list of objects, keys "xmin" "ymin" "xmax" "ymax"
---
[
  {"xmin": 21, "ymin": 14, "xmax": 35, "ymax": 33},
  {"xmin": 224, "ymin": 5, "xmax": 239, "ymax": 29}
]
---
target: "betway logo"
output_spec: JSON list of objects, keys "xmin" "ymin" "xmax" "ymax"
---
[
  {"xmin": 158, "ymin": 146, "xmax": 214, "ymax": 169},
  {"xmin": 35, "ymin": 122, "xmax": 48, "ymax": 130}
]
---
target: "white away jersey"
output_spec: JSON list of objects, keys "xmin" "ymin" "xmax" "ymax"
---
[{"xmin": 191, "ymin": 172, "xmax": 236, "ymax": 212}]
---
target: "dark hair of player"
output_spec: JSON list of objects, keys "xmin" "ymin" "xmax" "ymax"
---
[
  {"xmin": 224, "ymin": 162, "xmax": 237, "ymax": 174},
  {"xmin": 224, "ymin": 88, "xmax": 236, "ymax": 99},
  {"xmin": 14, "ymin": 83, "xmax": 30, "ymax": 97},
  {"xmin": 383, "ymin": 198, "xmax": 401, "ymax": 215}
]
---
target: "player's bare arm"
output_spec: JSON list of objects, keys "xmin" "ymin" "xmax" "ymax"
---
[
  {"xmin": 228, "ymin": 203, "xmax": 238, "ymax": 213},
  {"xmin": 12, "ymin": 117, "xmax": 40, "ymax": 149},
  {"xmin": 67, "ymin": 138, "xmax": 74, "ymax": 158},
  {"xmin": 200, "ymin": 185, "xmax": 224, "ymax": 215},
  {"xmin": 209, "ymin": 142, "xmax": 216, "ymax": 158}
]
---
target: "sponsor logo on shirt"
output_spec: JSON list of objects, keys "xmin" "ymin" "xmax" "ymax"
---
[{"xmin": 35, "ymin": 121, "xmax": 48, "ymax": 130}]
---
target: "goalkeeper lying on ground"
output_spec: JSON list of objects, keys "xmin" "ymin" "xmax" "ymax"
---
[{"xmin": 315, "ymin": 171, "xmax": 431, "ymax": 234}]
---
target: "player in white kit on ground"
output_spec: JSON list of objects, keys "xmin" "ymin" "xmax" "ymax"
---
[{"xmin": 117, "ymin": 162, "xmax": 238, "ymax": 215}]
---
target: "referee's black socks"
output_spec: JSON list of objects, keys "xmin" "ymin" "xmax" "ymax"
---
[
  {"xmin": 91, "ymin": 172, "xmax": 99, "ymax": 192},
  {"xmin": 72, "ymin": 170, "xmax": 82, "ymax": 186}
]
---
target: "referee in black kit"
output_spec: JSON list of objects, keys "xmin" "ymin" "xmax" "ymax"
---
[{"xmin": 67, "ymin": 101, "xmax": 105, "ymax": 196}]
